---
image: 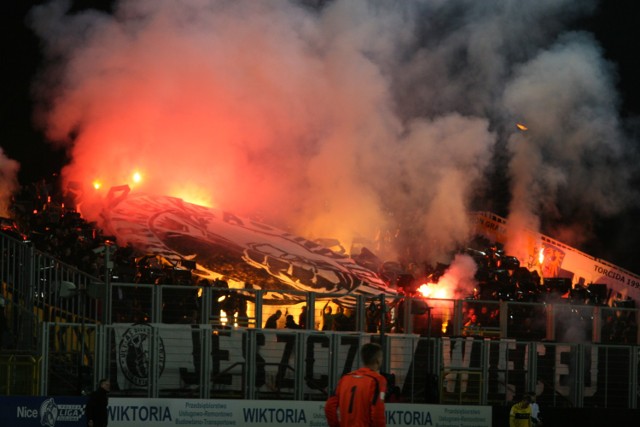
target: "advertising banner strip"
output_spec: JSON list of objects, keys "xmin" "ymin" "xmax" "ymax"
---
[{"xmin": 1, "ymin": 396, "xmax": 492, "ymax": 427}]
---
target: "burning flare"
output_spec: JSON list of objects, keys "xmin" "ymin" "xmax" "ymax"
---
[{"xmin": 417, "ymin": 283, "xmax": 451, "ymax": 299}]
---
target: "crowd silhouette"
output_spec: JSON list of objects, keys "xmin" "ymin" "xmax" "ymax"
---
[{"xmin": 1, "ymin": 178, "xmax": 637, "ymax": 344}]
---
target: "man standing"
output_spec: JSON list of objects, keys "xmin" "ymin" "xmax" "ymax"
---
[
  {"xmin": 325, "ymin": 343, "xmax": 387, "ymax": 427},
  {"xmin": 509, "ymin": 394, "xmax": 532, "ymax": 427},
  {"xmin": 86, "ymin": 378, "xmax": 110, "ymax": 427}
]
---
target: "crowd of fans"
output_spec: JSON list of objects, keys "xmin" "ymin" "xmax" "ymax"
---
[{"xmin": 1, "ymin": 179, "xmax": 638, "ymax": 345}]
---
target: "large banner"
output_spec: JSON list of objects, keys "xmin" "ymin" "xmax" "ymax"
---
[
  {"xmin": 0, "ymin": 396, "xmax": 492, "ymax": 427},
  {"xmin": 102, "ymin": 190, "xmax": 395, "ymax": 301},
  {"xmin": 109, "ymin": 323, "xmax": 635, "ymax": 405},
  {"xmin": 111, "ymin": 323, "xmax": 419, "ymax": 397}
]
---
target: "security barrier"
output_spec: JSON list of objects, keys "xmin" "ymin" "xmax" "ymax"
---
[
  {"xmin": 1, "ymin": 231, "xmax": 639, "ymax": 408},
  {"xmin": 34, "ymin": 321, "xmax": 639, "ymax": 409}
]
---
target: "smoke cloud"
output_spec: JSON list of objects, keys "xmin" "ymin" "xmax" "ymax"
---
[
  {"xmin": 503, "ymin": 32, "xmax": 632, "ymax": 253},
  {"xmin": 27, "ymin": 0, "xmax": 636, "ymax": 266},
  {"xmin": 439, "ymin": 254, "xmax": 479, "ymax": 299},
  {"xmin": 0, "ymin": 148, "xmax": 20, "ymax": 217}
]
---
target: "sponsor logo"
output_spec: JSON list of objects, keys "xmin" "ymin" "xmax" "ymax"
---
[
  {"xmin": 40, "ymin": 398, "xmax": 58, "ymax": 427},
  {"xmin": 17, "ymin": 398, "xmax": 84, "ymax": 426},
  {"xmin": 109, "ymin": 405, "xmax": 172, "ymax": 422}
]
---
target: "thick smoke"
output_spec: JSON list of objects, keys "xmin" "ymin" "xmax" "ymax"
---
[
  {"xmin": 0, "ymin": 148, "xmax": 20, "ymax": 217},
  {"xmin": 27, "ymin": 0, "xmax": 635, "ymax": 266},
  {"xmin": 438, "ymin": 253, "xmax": 478, "ymax": 299},
  {"xmin": 503, "ymin": 32, "xmax": 632, "ymax": 256}
]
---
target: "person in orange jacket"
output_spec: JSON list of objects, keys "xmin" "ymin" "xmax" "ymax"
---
[{"xmin": 325, "ymin": 343, "xmax": 387, "ymax": 427}]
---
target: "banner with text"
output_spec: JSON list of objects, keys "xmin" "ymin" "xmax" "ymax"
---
[{"xmin": 0, "ymin": 396, "xmax": 491, "ymax": 427}]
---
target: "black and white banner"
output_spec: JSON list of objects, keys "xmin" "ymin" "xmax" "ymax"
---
[{"xmin": 103, "ymin": 190, "xmax": 395, "ymax": 300}]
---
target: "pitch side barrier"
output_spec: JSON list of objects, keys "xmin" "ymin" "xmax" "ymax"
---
[
  {"xmin": 1, "ymin": 395, "xmax": 493, "ymax": 427},
  {"xmin": 5, "ymin": 395, "xmax": 638, "ymax": 427},
  {"xmin": 37, "ymin": 321, "xmax": 640, "ymax": 410}
]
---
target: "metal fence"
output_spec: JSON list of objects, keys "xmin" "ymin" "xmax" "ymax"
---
[
  {"xmin": 1, "ymin": 231, "xmax": 104, "ymax": 354},
  {"xmin": 2, "ymin": 231, "xmax": 640, "ymax": 408},
  {"xmin": 37, "ymin": 322, "xmax": 640, "ymax": 409},
  {"xmin": 0, "ymin": 353, "xmax": 41, "ymax": 395}
]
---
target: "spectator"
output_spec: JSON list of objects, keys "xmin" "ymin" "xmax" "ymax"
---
[
  {"xmin": 463, "ymin": 307, "xmax": 476, "ymax": 326},
  {"xmin": 332, "ymin": 306, "xmax": 351, "ymax": 331},
  {"xmin": 298, "ymin": 306, "xmax": 307, "ymax": 329},
  {"xmin": 366, "ymin": 301, "xmax": 381, "ymax": 333},
  {"xmin": 264, "ymin": 310, "xmax": 282, "ymax": 328},
  {"xmin": 322, "ymin": 302, "xmax": 334, "ymax": 331},
  {"xmin": 285, "ymin": 314, "xmax": 301, "ymax": 329},
  {"xmin": 463, "ymin": 313, "xmax": 481, "ymax": 336}
]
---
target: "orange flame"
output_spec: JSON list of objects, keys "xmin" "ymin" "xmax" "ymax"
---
[
  {"xmin": 417, "ymin": 283, "xmax": 450, "ymax": 299},
  {"xmin": 516, "ymin": 123, "xmax": 528, "ymax": 131},
  {"xmin": 171, "ymin": 185, "xmax": 216, "ymax": 208},
  {"xmin": 538, "ymin": 248, "xmax": 545, "ymax": 265}
]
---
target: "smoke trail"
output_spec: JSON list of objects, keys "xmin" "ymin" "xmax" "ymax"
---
[
  {"xmin": 0, "ymin": 147, "xmax": 20, "ymax": 217},
  {"xmin": 27, "ymin": 0, "xmax": 636, "ymax": 266}
]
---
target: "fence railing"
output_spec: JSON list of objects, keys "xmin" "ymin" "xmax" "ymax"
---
[
  {"xmin": 1, "ymin": 231, "xmax": 104, "ymax": 353},
  {"xmin": 3, "ymin": 229, "xmax": 639, "ymax": 350},
  {"xmin": 36, "ymin": 322, "xmax": 640, "ymax": 409},
  {"xmin": 0, "ymin": 353, "xmax": 41, "ymax": 395},
  {"xmin": 2, "ymin": 230, "xmax": 640, "ymax": 409}
]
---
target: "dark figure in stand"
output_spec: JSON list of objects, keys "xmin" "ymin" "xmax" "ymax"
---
[
  {"xmin": 285, "ymin": 314, "xmax": 301, "ymax": 329},
  {"xmin": 264, "ymin": 310, "xmax": 282, "ymax": 328},
  {"xmin": 322, "ymin": 303, "xmax": 334, "ymax": 331},
  {"xmin": 299, "ymin": 306, "xmax": 307, "ymax": 329}
]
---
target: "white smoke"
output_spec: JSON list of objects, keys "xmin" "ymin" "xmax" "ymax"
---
[
  {"xmin": 27, "ymin": 0, "xmax": 635, "ymax": 266},
  {"xmin": 439, "ymin": 253, "xmax": 479, "ymax": 299},
  {"xmin": 503, "ymin": 32, "xmax": 632, "ymax": 252}
]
